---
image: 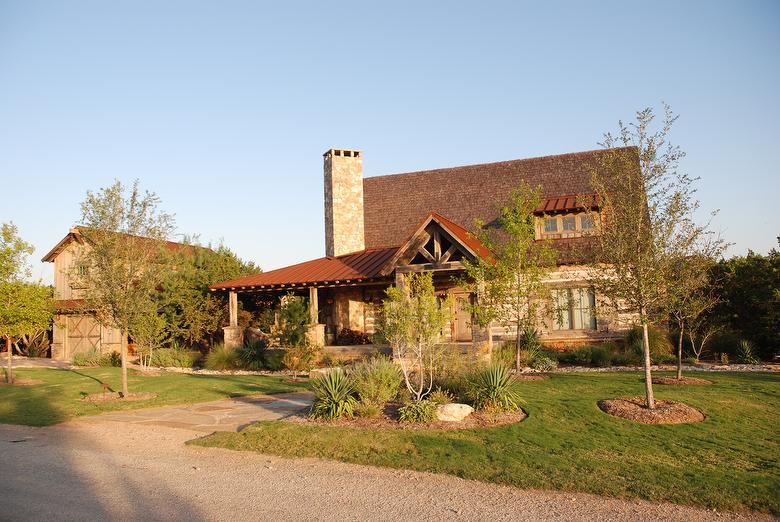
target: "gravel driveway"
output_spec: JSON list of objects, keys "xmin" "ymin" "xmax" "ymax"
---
[{"xmin": 0, "ymin": 417, "xmax": 771, "ymax": 522}]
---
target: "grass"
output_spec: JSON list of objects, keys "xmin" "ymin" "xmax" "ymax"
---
[
  {"xmin": 0, "ymin": 367, "xmax": 307, "ymax": 426},
  {"xmin": 191, "ymin": 371, "xmax": 780, "ymax": 513}
]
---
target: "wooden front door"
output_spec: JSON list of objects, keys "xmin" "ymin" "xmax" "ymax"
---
[
  {"xmin": 452, "ymin": 293, "xmax": 472, "ymax": 342},
  {"xmin": 66, "ymin": 316, "xmax": 101, "ymax": 357}
]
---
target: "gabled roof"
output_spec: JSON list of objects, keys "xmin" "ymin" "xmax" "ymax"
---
[
  {"xmin": 380, "ymin": 212, "xmax": 492, "ymax": 275},
  {"xmin": 42, "ymin": 227, "xmax": 203, "ymax": 262},
  {"xmin": 209, "ymin": 247, "xmax": 398, "ymax": 291},
  {"xmin": 363, "ymin": 146, "xmax": 637, "ymax": 249}
]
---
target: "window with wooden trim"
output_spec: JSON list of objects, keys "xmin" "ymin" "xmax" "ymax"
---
[{"xmin": 551, "ymin": 287, "xmax": 596, "ymax": 330}]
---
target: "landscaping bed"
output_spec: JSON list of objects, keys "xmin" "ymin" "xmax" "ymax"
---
[
  {"xmin": 652, "ymin": 376, "xmax": 713, "ymax": 385},
  {"xmin": 597, "ymin": 397, "xmax": 705, "ymax": 424},
  {"xmin": 293, "ymin": 402, "xmax": 526, "ymax": 430}
]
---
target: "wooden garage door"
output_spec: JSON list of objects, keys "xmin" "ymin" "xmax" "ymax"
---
[{"xmin": 67, "ymin": 316, "xmax": 101, "ymax": 357}]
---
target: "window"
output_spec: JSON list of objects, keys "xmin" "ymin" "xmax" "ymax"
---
[
  {"xmin": 580, "ymin": 215, "xmax": 595, "ymax": 230},
  {"xmin": 551, "ymin": 288, "xmax": 596, "ymax": 330},
  {"xmin": 562, "ymin": 216, "xmax": 576, "ymax": 231},
  {"xmin": 544, "ymin": 217, "xmax": 558, "ymax": 233},
  {"xmin": 77, "ymin": 265, "xmax": 89, "ymax": 276}
]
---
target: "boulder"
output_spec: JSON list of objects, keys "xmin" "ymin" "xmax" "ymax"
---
[{"xmin": 436, "ymin": 403, "xmax": 474, "ymax": 422}]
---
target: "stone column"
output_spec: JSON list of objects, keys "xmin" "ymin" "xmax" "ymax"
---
[
  {"xmin": 223, "ymin": 291, "xmax": 243, "ymax": 349},
  {"xmin": 471, "ymin": 285, "xmax": 493, "ymax": 361},
  {"xmin": 306, "ymin": 286, "xmax": 326, "ymax": 346}
]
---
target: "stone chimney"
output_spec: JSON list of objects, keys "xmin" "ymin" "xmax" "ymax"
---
[{"xmin": 324, "ymin": 148, "xmax": 365, "ymax": 257}]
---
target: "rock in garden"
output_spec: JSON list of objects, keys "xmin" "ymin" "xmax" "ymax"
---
[{"xmin": 436, "ymin": 403, "xmax": 474, "ymax": 422}]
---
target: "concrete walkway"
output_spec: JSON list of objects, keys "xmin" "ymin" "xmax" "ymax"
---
[{"xmin": 82, "ymin": 391, "xmax": 313, "ymax": 432}]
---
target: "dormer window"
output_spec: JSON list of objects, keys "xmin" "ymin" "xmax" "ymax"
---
[
  {"xmin": 544, "ymin": 218, "xmax": 558, "ymax": 233},
  {"xmin": 562, "ymin": 216, "xmax": 576, "ymax": 231},
  {"xmin": 537, "ymin": 211, "xmax": 599, "ymax": 240},
  {"xmin": 581, "ymin": 215, "xmax": 595, "ymax": 230}
]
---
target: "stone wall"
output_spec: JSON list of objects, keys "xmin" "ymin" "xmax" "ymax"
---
[{"xmin": 324, "ymin": 148, "xmax": 365, "ymax": 257}]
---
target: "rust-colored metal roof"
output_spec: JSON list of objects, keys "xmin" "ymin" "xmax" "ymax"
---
[
  {"xmin": 535, "ymin": 194, "xmax": 599, "ymax": 214},
  {"xmin": 209, "ymin": 247, "xmax": 398, "ymax": 291}
]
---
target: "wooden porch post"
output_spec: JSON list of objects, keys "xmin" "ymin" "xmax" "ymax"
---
[
  {"xmin": 308, "ymin": 286, "xmax": 318, "ymax": 325},
  {"xmin": 229, "ymin": 291, "xmax": 238, "ymax": 327}
]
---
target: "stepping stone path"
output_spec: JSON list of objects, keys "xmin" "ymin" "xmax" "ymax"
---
[{"xmin": 86, "ymin": 392, "xmax": 313, "ymax": 432}]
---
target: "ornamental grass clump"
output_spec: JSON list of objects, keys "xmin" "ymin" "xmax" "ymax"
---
[
  {"xmin": 427, "ymin": 387, "xmax": 456, "ymax": 405},
  {"xmin": 398, "ymin": 400, "xmax": 438, "ymax": 423},
  {"xmin": 467, "ymin": 364, "xmax": 520, "ymax": 412},
  {"xmin": 309, "ymin": 368, "xmax": 357, "ymax": 420},
  {"xmin": 204, "ymin": 344, "xmax": 240, "ymax": 370},
  {"xmin": 349, "ymin": 356, "xmax": 402, "ymax": 406}
]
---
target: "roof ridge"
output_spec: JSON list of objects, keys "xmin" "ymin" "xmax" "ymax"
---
[{"xmin": 364, "ymin": 146, "xmax": 638, "ymax": 182}]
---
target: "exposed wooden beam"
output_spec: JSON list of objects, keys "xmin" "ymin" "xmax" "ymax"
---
[{"xmin": 439, "ymin": 244, "xmax": 458, "ymax": 263}]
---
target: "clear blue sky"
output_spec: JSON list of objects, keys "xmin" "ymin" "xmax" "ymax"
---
[{"xmin": 1, "ymin": 1, "xmax": 778, "ymax": 283}]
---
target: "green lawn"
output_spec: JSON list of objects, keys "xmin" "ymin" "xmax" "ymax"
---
[
  {"xmin": 0, "ymin": 367, "xmax": 307, "ymax": 426},
  {"xmin": 192, "ymin": 371, "xmax": 780, "ymax": 513}
]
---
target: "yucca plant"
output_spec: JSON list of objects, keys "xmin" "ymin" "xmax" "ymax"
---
[
  {"xmin": 467, "ymin": 364, "xmax": 520, "ymax": 412},
  {"xmin": 309, "ymin": 368, "xmax": 357, "ymax": 420},
  {"xmin": 737, "ymin": 340, "xmax": 760, "ymax": 365}
]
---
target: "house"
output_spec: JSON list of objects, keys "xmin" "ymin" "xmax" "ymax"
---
[
  {"xmin": 210, "ymin": 147, "xmax": 637, "ymax": 352},
  {"xmin": 41, "ymin": 228, "xmax": 197, "ymax": 360}
]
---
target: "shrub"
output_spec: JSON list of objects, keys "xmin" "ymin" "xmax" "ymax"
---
[
  {"xmin": 150, "ymin": 346, "xmax": 199, "ymax": 368},
  {"xmin": 354, "ymin": 401, "xmax": 381, "ymax": 418},
  {"xmin": 262, "ymin": 349, "xmax": 286, "ymax": 371},
  {"xmin": 737, "ymin": 340, "xmax": 760, "ymax": 364},
  {"xmin": 556, "ymin": 350, "xmax": 577, "ymax": 365},
  {"xmin": 238, "ymin": 339, "xmax": 268, "ymax": 371},
  {"xmin": 611, "ymin": 352, "xmax": 641, "ymax": 366},
  {"xmin": 492, "ymin": 341, "xmax": 516, "ymax": 368},
  {"xmin": 573, "ymin": 346, "xmax": 593, "ymax": 364},
  {"xmin": 684, "ymin": 356, "xmax": 699, "ymax": 365},
  {"xmin": 98, "ymin": 351, "xmax": 121, "ymax": 367},
  {"xmin": 654, "ymin": 353, "xmax": 678, "ymax": 365},
  {"xmin": 282, "ymin": 342, "xmax": 320, "ymax": 375},
  {"xmin": 398, "ymin": 400, "xmax": 438, "ymax": 423},
  {"xmin": 467, "ymin": 364, "xmax": 520, "ymax": 412},
  {"xmin": 309, "ymin": 368, "xmax": 357, "ymax": 420},
  {"xmin": 204, "ymin": 344, "xmax": 240, "ymax": 371},
  {"xmin": 590, "ymin": 346, "xmax": 613, "ymax": 367},
  {"xmin": 720, "ymin": 353, "xmax": 730, "ymax": 364},
  {"xmin": 624, "ymin": 326, "xmax": 674, "ymax": 358},
  {"xmin": 427, "ymin": 387, "xmax": 456, "ymax": 405},
  {"xmin": 335, "ymin": 328, "xmax": 372, "ymax": 345},
  {"xmin": 708, "ymin": 330, "xmax": 741, "ymax": 357},
  {"xmin": 350, "ymin": 356, "xmax": 401, "ymax": 406},
  {"xmin": 531, "ymin": 356, "xmax": 558, "ymax": 372},
  {"xmin": 73, "ymin": 348, "xmax": 101, "ymax": 367}
]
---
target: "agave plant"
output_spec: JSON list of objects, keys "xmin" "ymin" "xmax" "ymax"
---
[
  {"xmin": 309, "ymin": 368, "xmax": 358, "ymax": 420},
  {"xmin": 467, "ymin": 364, "xmax": 520, "ymax": 412}
]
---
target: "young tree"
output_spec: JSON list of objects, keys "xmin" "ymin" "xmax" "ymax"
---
[
  {"xmin": 462, "ymin": 183, "xmax": 557, "ymax": 370},
  {"xmin": 73, "ymin": 180, "xmax": 174, "ymax": 397},
  {"xmin": 588, "ymin": 104, "xmax": 717, "ymax": 409},
  {"xmin": 0, "ymin": 223, "xmax": 53, "ymax": 384},
  {"xmin": 667, "ymin": 254, "xmax": 722, "ymax": 378},
  {"xmin": 382, "ymin": 272, "xmax": 453, "ymax": 402}
]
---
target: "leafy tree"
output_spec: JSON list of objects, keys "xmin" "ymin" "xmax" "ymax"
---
[
  {"xmin": 709, "ymin": 244, "xmax": 780, "ymax": 360},
  {"xmin": 461, "ymin": 183, "xmax": 557, "ymax": 370},
  {"xmin": 667, "ymin": 253, "xmax": 722, "ymax": 378},
  {"xmin": 158, "ymin": 242, "xmax": 258, "ymax": 348},
  {"xmin": 382, "ymin": 272, "xmax": 453, "ymax": 402},
  {"xmin": 73, "ymin": 180, "xmax": 174, "ymax": 397},
  {"xmin": 588, "ymin": 104, "xmax": 717, "ymax": 408},
  {"xmin": 0, "ymin": 223, "xmax": 53, "ymax": 384}
]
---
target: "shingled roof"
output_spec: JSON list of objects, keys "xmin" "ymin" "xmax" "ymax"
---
[{"xmin": 363, "ymin": 146, "xmax": 635, "ymax": 250}]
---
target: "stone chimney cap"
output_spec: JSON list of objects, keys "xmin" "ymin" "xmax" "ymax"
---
[{"xmin": 324, "ymin": 148, "xmax": 361, "ymax": 158}]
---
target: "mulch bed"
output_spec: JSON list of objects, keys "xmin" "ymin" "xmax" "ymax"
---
[
  {"xmin": 290, "ymin": 403, "xmax": 527, "ymax": 431},
  {"xmin": 81, "ymin": 392, "xmax": 158, "ymax": 402},
  {"xmin": 652, "ymin": 376, "xmax": 713, "ymax": 385},
  {"xmin": 0, "ymin": 378, "xmax": 45, "ymax": 386},
  {"xmin": 598, "ymin": 397, "xmax": 705, "ymax": 424}
]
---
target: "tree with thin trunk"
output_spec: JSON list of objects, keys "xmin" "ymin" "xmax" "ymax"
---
[
  {"xmin": 667, "ymin": 253, "xmax": 723, "ymax": 379},
  {"xmin": 0, "ymin": 223, "xmax": 53, "ymax": 384},
  {"xmin": 587, "ymin": 104, "xmax": 714, "ymax": 409},
  {"xmin": 73, "ymin": 180, "xmax": 174, "ymax": 397},
  {"xmin": 382, "ymin": 272, "xmax": 453, "ymax": 402},
  {"xmin": 462, "ymin": 183, "xmax": 557, "ymax": 370}
]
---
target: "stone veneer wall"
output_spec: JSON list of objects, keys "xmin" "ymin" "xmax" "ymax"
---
[{"xmin": 324, "ymin": 149, "xmax": 365, "ymax": 257}]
